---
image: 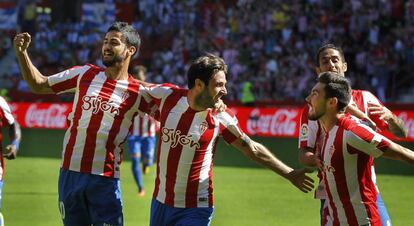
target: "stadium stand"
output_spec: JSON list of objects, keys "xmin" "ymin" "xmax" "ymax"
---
[{"xmin": 1, "ymin": 0, "xmax": 414, "ymax": 104}]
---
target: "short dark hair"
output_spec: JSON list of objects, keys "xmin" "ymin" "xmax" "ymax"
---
[
  {"xmin": 187, "ymin": 54, "xmax": 227, "ymax": 89},
  {"xmin": 107, "ymin": 21, "xmax": 141, "ymax": 56},
  {"xmin": 317, "ymin": 72, "xmax": 351, "ymax": 112},
  {"xmin": 316, "ymin": 44, "xmax": 345, "ymax": 66}
]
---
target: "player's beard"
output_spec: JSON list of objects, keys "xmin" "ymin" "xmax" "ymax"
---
[
  {"xmin": 308, "ymin": 103, "xmax": 327, "ymax": 120},
  {"xmin": 102, "ymin": 50, "xmax": 126, "ymax": 67},
  {"xmin": 195, "ymin": 88, "xmax": 216, "ymax": 109}
]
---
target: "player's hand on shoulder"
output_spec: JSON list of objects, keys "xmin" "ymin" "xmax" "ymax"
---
[
  {"xmin": 367, "ymin": 102, "xmax": 393, "ymax": 121},
  {"xmin": 286, "ymin": 168, "xmax": 314, "ymax": 193},
  {"xmin": 4, "ymin": 144, "xmax": 18, "ymax": 160},
  {"xmin": 13, "ymin": 32, "xmax": 32, "ymax": 53}
]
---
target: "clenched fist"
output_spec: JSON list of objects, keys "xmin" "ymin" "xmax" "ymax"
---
[{"xmin": 14, "ymin": 32, "xmax": 31, "ymax": 53}]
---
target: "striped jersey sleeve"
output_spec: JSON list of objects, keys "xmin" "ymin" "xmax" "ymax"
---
[
  {"xmin": 48, "ymin": 64, "xmax": 93, "ymax": 94},
  {"xmin": 217, "ymin": 108, "xmax": 244, "ymax": 144},
  {"xmin": 298, "ymin": 105, "xmax": 319, "ymax": 149},
  {"xmin": 0, "ymin": 96, "xmax": 14, "ymax": 125},
  {"xmin": 345, "ymin": 118, "xmax": 391, "ymax": 158}
]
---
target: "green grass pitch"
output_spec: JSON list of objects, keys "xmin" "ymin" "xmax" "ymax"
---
[{"xmin": 2, "ymin": 130, "xmax": 414, "ymax": 225}]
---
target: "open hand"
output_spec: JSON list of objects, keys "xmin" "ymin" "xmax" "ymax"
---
[
  {"xmin": 368, "ymin": 102, "xmax": 393, "ymax": 122},
  {"xmin": 287, "ymin": 168, "xmax": 315, "ymax": 193}
]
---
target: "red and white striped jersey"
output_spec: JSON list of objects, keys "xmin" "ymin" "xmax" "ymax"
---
[
  {"xmin": 299, "ymin": 90, "xmax": 388, "ymax": 150},
  {"xmin": 320, "ymin": 116, "xmax": 390, "ymax": 226},
  {"xmin": 299, "ymin": 90, "xmax": 388, "ymax": 148},
  {"xmin": 298, "ymin": 90, "xmax": 390, "ymax": 199},
  {"xmin": 48, "ymin": 64, "xmax": 149, "ymax": 178},
  {"xmin": 141, "ymin": 84, "xmax": 242, "ymax": 208},
  {"xmin": 131, "ymin": 114, "xmax": 158, "ymax": 137},
  {"xmin": 0, "ymin": 96, "xmax": 15, "ymax": 180}
]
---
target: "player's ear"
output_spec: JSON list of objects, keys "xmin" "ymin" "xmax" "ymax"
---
[
  {"xmin": 342, "ymin": 62, "xmax": 347, "ymax": 73},
  {"xmin": 329, "ymin": 97, "xmax": 338, "ymax": 110},
  {"xmin": 315, "ymin": 66, "xmax": 321, "ymax": 76},
  {"xmin": 195, "ymin": 78, "xmax": 205, "ymax": 91},
  {"xmin": 127, "ymin": 46, "xmax": 137, "ymax": 57}
]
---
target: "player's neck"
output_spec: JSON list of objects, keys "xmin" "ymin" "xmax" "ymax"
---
[
  {"xmin": 187, "ymin": 89, "xmax": 206, "ymax": 111},
  {"xmin": 319, "ymin": 112, "xmax": 339, "ymax": 133},
  {"xmin": 105, "ymin": 65, "xmax": 129, "ymax": 80}
]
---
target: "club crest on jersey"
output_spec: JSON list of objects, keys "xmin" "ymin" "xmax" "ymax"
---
[
  {"xmin": 161, "ymin": 127, "xmax": 200, "ymax": 149},
  {"xmin": 121, "ymin": 89, "xmax": 130, "ymax": 101},
  {"xmin": 199, "ymin": 121, "xmax": 208, "ymax": 134},
  {"xmin": 82, "ymin": 95, "xmax": 120, "ymax": 115}
]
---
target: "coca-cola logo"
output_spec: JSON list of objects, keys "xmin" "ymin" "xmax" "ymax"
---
[
  {"xmin": 82, "ymin": 96, "xmax": 120, "ymax": 115},
  {"xmin": 397, "ymin": 112, "xmax": 414, "ymax": 139},
  {"xmin": 25, "ymin": 104, "xmax": 69, "ymax": 128},
  {"xmin": 246, "ymin": 108, "xmax": 298, "ymax": 135}
]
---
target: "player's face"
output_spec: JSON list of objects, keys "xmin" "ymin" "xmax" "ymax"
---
[
  {"xmin": 102, "ymin": 31, "xmax": 129, "ymax": 67},
  {"xmin": 306, "ymin": 82, "xmax": 328, "ymax": 120},
  {"xmin": 316, "ymin": 49, "xmax": 347, "ymax": 76},
  {"xmin": 196, "ymin": 71, "xmax": 227, "ymax": 109}
]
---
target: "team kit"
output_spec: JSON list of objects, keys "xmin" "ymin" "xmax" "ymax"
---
[{"xmin": 5, "ymin": 21, "xmax": 413, "ymax": 226}]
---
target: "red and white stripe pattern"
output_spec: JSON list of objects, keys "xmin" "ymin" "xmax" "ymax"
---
[
  {"xmin": 131, "ymin": 114, "xmax": 157, "ymax": 137},
  {"xmin": 141, "ymin": 84, "xmax": 241, "ymax": 208},
  {"xmin": 351, "ymin": 90, "xmax": 388, "ymax": 131},
  {"xmin": 48, "ymin": 64, "xmax": 149, "ymax": 178},
  {"xmin": 320, "ymin": 116, "xmax": 390, "ymax": 226},
  {"xmin": 299, "ymin": 90, "xmax": 389, "ymax": 150},
  {"xmin": 0, "ymin": 96, "xmax": 15, "ymax": 180}
]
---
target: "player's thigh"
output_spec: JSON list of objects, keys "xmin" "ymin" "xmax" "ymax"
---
[
  {"xmin": 150, "ymin": 199, "xmax": 214, "ymax": 226},
  {"xmin": 58, "ymin": 169, "xmax": 91, "ymax": 226},
  {"xmin": 87, "ymin": 176, "xmax": 123, "ymax": 226},
  {"xmin": 127, "ymin": 136, "xmax": 142, "ymax": 156},
  {"xmin": 173, "ymin": 206, "xmax": 214, "ymax": 226},
  {"xmin": 142, "ymin": 137, "xmax": 156, "ymax": 163}
]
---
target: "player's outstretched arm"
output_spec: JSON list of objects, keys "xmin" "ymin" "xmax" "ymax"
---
[
  {"xmin": 382, "ymin": 142, "xmax": 414, "ymax": 165},
  {"xmin": 13, "ymin": 32, "xmax": 53, "ymax": 94},
  {"xmin": 4, "ymin": 122, "xmax": 21, "ymax": 160},
  {"xmin": 231, "ymin": 134, "xmax": 314, "ymax": 193}
]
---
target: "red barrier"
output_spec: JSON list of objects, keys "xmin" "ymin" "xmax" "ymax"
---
[{"xmin": 8, "ymin": 103, "xmax": 414, "ymax": 142}]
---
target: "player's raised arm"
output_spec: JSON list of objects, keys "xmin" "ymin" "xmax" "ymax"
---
[
  {"xmin": 228, "ymin": 128, "xmax": 314, "ymax": 193},
  {"xmin": 13, "ymin": 32, "xmax": 53, "ymax": 94}
]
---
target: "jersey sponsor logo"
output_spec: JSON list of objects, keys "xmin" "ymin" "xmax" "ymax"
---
[
  {"xmin": 82, "ymin": 96, "xmax": 120, "ymax": 115},
  {"xmin": 300, "ymin": 123, "xmax": 309, "ymax": 140},
  {"xmin": 161, "ymin": 127, "xmax": 200, "ymax": 149}
]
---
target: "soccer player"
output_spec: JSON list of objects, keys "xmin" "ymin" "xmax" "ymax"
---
[
  {"xmin": 298, "ymin": 44, "xmax": 407, "ymax": 225},
  {"xmin": 0, "ymin": 95, "xmax": 21, "ymax": 226},
  {"xmin": 305, "ymin": 71, "xmax": 414, "ymax": 226},
  {"xmin": 13, "ymin": 22, "xmax": 149, "ymax": 226},
  {"xmin": 128, "ymin": 65, "xmax": 158, "ymax": 196},
  {"xmin": 141, "ymin": 54, "xmax": 315, "ymax": 226}
]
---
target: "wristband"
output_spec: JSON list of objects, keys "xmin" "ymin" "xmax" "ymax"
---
[{"xmin": 11, "ymin": 139, "xmax": 19, "ymax": 150}]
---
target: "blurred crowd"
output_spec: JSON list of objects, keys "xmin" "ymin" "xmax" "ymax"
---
[{"xmin": 1, "ymin": 0, "xmax": 414, "ymax": 103}]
